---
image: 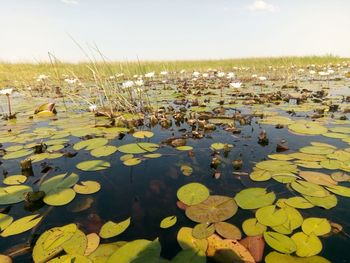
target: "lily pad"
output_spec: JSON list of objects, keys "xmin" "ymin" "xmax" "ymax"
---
[
  {"xmin": 99, "ymin": 218, "xmax": 131, "ymax": 239},
  {"xmin": 235, "ymin": 188, "xmax": 275, "ymax": 209},
  {"xmin": 214, "ymin": 222, "xmax": 242, "ymax": 240},
  {"xmin": 242, "ymin": 218, "xmax": 267, "ymax": 236},
  {"xmin": 132, "ymin": 130, "xmax": 154, "ymax": 139},
  {"xmin": 118, "ymin": 143, "xmax": 159, "ymax": 154},
  {"xmin": 185, "ymin": 195, "xmax": 238, "ymax": 223},
  {"xmin": 73, "ymin": 138, "xmax": 108, "ymax": 151},
  {"xmin": 90, "ymin": 145, "xmax": 117, "ymax": 157},
  {"xmin": 291, "ymin": 180, "xmax": 329, "ymax": 197},
  {"xmin": 73, "ymin": 181, "xmax": 101, "ymax": 194},
  {"xmin": 76, "ymin": 160, "xmax": 111, "ymax": 171},
  {"xmin": 177, "ymin": 183, "xmax": 210, "ymax": 206},
  {"xmin": 1, "ymin": 214, "xmax": 42, "ymax": 237},
  {"xmin": 263, "ymin": 231, "xmax": 296, "ymax": 254},
  {"xmin": 255, "ymin": 205, "xmax": 287, "ymax": 227},
  {"xmin": 160, "ymin": 216, "xmax": 177, "ymax": 229},
  {"xmin": 192, "ymin": 223, "xmax": 215, "ymax": 239},
  {"xmin": 291, "ymin": 232, "xmax": 322, "ymax": 257},
  {"xmin": 302, "ymin": 218, "xmax": 331, "ymax": 236}
]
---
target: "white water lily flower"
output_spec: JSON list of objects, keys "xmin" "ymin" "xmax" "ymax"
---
[
  {"xmin": 192, "ymin": 72, "xmax": 200, "ymax": 78},
  {"xmin": 217, "ymin": 72, "xmax": 225, "ymax": 78},
  {"xmin": 145, "ymin": 72, "xmax": 155, "ymax": 78},
  {"xmin": 309, "ymin": 70, "xmax": 316, "ymax": 75},
  {"xmin": 0, "ymin": 88, "xmax": 13, "ymax": 95},
  {"xmin": 227, "ymin": 72, "xmax": 235, "ymax": 79},
  {"xmin": 89, "ymin": 104, "xmax": 97, "ymax": 112},
  {"xmin": 116, "ymin": 73, "xmax": 124, "ymax": 78},
  {"xmin": 202, "ymin": 73, "xmax": 209, "ymax": 78},
  {"xmin": 36, "ymin": 74, "xmax": 49, "ymax": 82},
  {"xmin": 135, "ymin": 79, "xmax": 144, "ymax": 86},
  {"xmin": 318, "ymin": 71, "xmax": 329, "ymax": 76},
  {"xmin": 160, "ymin": 71, "xmax": 168, "ymax": 75},
  {"xmin": 64, "ymin": 78, "xmax": 78, "ymax": 84},
  {"xmin": 230, "ymin": 82, "xmax": 242, "ymax": 88},
  {"xmin": 122, "ymin": 80, "xmax": 134, "ymax": 88},
  {"xmin": 258, "ymin": 76, "xmax": 267, "ymax": 81}
]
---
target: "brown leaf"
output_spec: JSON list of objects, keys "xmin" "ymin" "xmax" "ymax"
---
[{"xmin": 239, "ymin": 235, "xmax": 265, "ymax": 262}]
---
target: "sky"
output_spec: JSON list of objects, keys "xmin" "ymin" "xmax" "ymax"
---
[{"xmin": 0, "ymin": 0, "xmax": 349, "ymax": 62}]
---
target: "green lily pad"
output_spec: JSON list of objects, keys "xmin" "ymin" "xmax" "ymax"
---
[
  {"xmin": 256, "ymin": 205, "xmax": 287, "ymax": 227},
  {"xmin": 234, "ymin": 188, "xmax": 276, "ymax": 209},
  {"xmin": 214, "ymin": 222, "xmax": 242, "ymax": 240},
  {"xmin": 291, "ymin": 232, "xmax": 322, "ymax": 257},
  {"xmin": 76, "ymin": 160, "xmax": 111, "ymax": 171},
  {"xmin": 0, "ymin": 185, "xmax": 33, "ymax": 205},
  {"xmin": 192, "ymin": 223, "xmax": 215, "ymax": 239},
  {"xmin": 263, "ymin": 231, "xmax": 297, "ymax": 254},
  {"xmin": 132, "ymin": 131, "xmax": 154, "ymax": 139},
  {"xmin": 303, "ymin": 194, "xmax": 337, "ymax": 209},
  {"xmin": 301, "ymin": 218, "xmax": 331, "ymax": 236},
  {"xmin": 291, "ymin": 180, "xmax": 329, "ymax": 197},
  {"xmin": 177, "ymin": 183, "xmax": 210, "ymax": 206},
  {"xmin": 242, "ymin": 218, "xmax": 267, "ymax": 236},
  {"xmin": 90, "ymin": 145, "xmax": 117, "ymax": 157},
  {"xmin": 99, "ymin": 218, "xmax": 131, "ymax": 239},
  {"xmin": 73, "ymin": 138, "xmax": 108, "ymax": 151},
  {"xmin": 118, "ymin": 143, "xmax": 159, "ymax": 154},
  {"xmin": 160, "ymin": 216, "xmax": 177, "ymax": 229}
]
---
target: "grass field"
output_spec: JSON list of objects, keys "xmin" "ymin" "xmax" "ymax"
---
[{"xmin": 1, "ymin": 56, "xmax": 349, "ymax": 87}]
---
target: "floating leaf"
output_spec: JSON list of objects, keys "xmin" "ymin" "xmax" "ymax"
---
[
  {"xmin": 180, "ymin": 165, "xmax": 193, "ymax": 176},
  {"xmin": 288, "ymin": 122, "xmax": 328, "ymax": 135},
  {"xmin": 291, "ymin": 232, "xmax": 322, "ymax": 257},
  {"xmin": 160, "ymin": 216, "xmax": 177, "ymax": 229},
  {"xmin": 324, "ymin": 184, "xmax": 350, "ymax": 197},
  {"xmin": 3, "ymin": 149, "xmax": 33, "ymax": 160},
  {"xmin": 1, "ymin": 214, "xmax": 42, "ymax": 237},
  {"xmin": 84, "ymin": 233, "xmax": 100, "ymax": 256},
  {"xmin": 39, "ymin": 173, "xmax": 79, "ymax": 193},
  {"xmin": 291, "ymin": 180, "xmax": 329, "ymax": 197},
  {"xmin": 256, "ymin": 160, "xmax": 297, "ymax": 172},
  {"xmin": 0, "ymin": 213, "xmax": 13, "ymax": 231},
  {"xmin": 272, "ymin": 206, "xmax": 303, "ymax": 235},
  {"xmin": 143, "ymin": 153, "xmax": 162, "ymax": 158},
  {"xmin": 118, "ymin": 143, "xmax": 159, "ymax": 154},
  {"xmin": 240, "ymin": 235, "xmax": 265, "ymax": 262},
  {"xmin": 73, "ymin": 181, "xmax": 101, "ymax": 195},
  {"xmin": 206, "ymin": 234, "xmax": 255, "ymax": 263},
  {"xmin": 186, "ymin": 195, "xmax": 238, "ymax": 223},
  {"xmin": 235, "ymin": 188, "xmax": 275, "ymax": 209},
  {"xmin": 256, "ymin": 205, "xmax": 287, "ymax": 227},
  {"xmin": 284, "ymin": 197, "xmax": 314, "ymax": 209},
  {"xmin": 99, "ymin": 218, "xmax": 131, "ymax": 239},
  {"xmin": 32, "ymin": 224, "xmax": 77, "ymax": 263},
  {"xmin": 44, "ymin": 188, "xmax": 76, "ymax": 206},
  {"xmin": 250, "ymin": 169, "xmax": 272, "ymax": 181},
  {"xmin": 0, "ymin": 254, "xmax": 12, "ymax": 263},
  {"xmin": 47, "ymin": 254, "xmax": 91, "ymax": 263},
  {"xmin": 265, "ymin": 251, "xmax": 331, "ymax": 263},
  {"xmin": 298, "ymin": 171, "xmax": 337, "ymax": 186},
  {"xmin": 320, "ymin": 160, "xmax": 342, "ymax": 170},
  {"xmin": 90, "ymin": 145, "xmax": 117, "ymax": 157},
  {"xmin": 192, "ymin": 223, "xmax": 215, "ymax": 239},
  {"xmin": 132, "ymin": 131, "xmax": 154, "ymax": 139},
  {"xmin": 177, "ymin": 183, "xmax": 209, "ymax": 206},
  {"xmin": 210, "ymin": 143, "xmax": 226, "ymax": 150},
  {"xmin": 76, "ymin": 160, "xmax": 111, "ymax": 171},
  {"xmin": 123, "ymin": 158, "xmax": 142, "ymax": 166},
  {"xmin": 303, "ymin": 194, "xmax": 337, "ymax": 209},
  {"xmin": 73, "ymin": 138, "xmax": 108, "ymax": 151},
  {"xmin": 176, "ymin": 146, "xmax": 193, "ymax": 151},
  {"xmin": 3, "ymin": 175, "xmax": 27, "ymax": 185},
  {"xmin": 62, "ymin": 229, "xmax": 87, "ymax": 255},
  {"xmin": 263, "ymin": 231, "xmax": 296, "ymax": 254},
  {"xmin": 107, "ymin": 239, "xmax": 160, "ymax": 263},
  {"xmin": 242, "ymin": 218, "xmax": 267, "ymax": 237},
  {"xmin": 88, "ymin": 243, "xmax": 125, "ymax": 262},
  {"xmin": 214, "ymin": 222, "xmax": 242, "ymax": 240},
  {"xmin": 0, "ymin": 185, "xmax": 33, "ymax": 205},
  {"xmin": 177, "ymin": 227, "xmax": 208, "ymax": 253},
  {"xmin": 302, "ymin": 218, "xmax": 331, "ymax": 236}
]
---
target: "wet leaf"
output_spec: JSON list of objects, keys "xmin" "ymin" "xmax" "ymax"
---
[
  {"xmin": 303, "ymin": 194, "xmax": 337, "ymax": 209},
  {"xmin": 0, "ymin": 185, "xmax": 33, "ymax": 205},
  {"xmin": 76, "ymin": 160, "xmax": 111, "ymax": 171},
  {"xmin": 177, "ymin": 227, "xmax": 208, "ymax": 253},
  {"xmin": 118, "ymin": 143, "xmax": 159, "ymax": 154},
  {"xmin": 73, "ymin": 138, "xmax": 108, "ymax": 151},
  {"xmin": 284, "ymin": 196, "xmax": 314, "ymax": 209},
  {"xmin": 132, "ymin": 131, "xmax": 154, "ymax": 139},
  {"xmin": 240, "ymin": 235, "xmax": 264, "ymax": 262},
  {"xmin": 255, "ymin": 205, "xmax": 287, "ymax": 227},
  {"xmin": 265, "ymin": 251, "xmax": 330, "ymax": 263},
  {"xmin": 3, "ymin": 175, "xmax": 27, "ymax": 185},
  {"xmin": 180, "ymin": 165, "xmax": 193, "ymax": 176},
  {"xmin": 186, "ymin": 195, "xmax": 238, "ymax": 223},
  {"xmin": 192, "ymin": 223, "xmax": 215, "ymax": 239},
  {"xmin": 214, "ymin": 222, "xmax": 241, "ymax": 240},
  {"xmin": 291, "ymin": 180, "xmax": 329, "ymax": 197},
  {"xmin": 99, "ymin": 218, "xmax": 131, "ymax": 239},
  {"xmin": 263, "ymin": 231, "xmax": 296, "ymax": 254},
  {"xmin": 44, "ymin": 188, "xmax": 76, "ymax": 206},
  {"xmin": 298, "ymin": 171, "xmax": 337, "ymax": 186},
  {"xmin": 90, "ymin": 145, "xmax": 117, "ymax": 157},
  {"xmin": 291, "ymin": 232, "xmax": 322, "ymax": 257},
  {"xmin": 62, "ymin": 229, "xmax": 87, "ymax": 255},
  {"xmin": 84, "ymin": 233, "xmax": 100, "ymax": 256},
  {"xmin": 123, "ymin": 158, "xmax": 142, "ymax": 166},
  {"xmin": 1, "ymin": 214, "xmax": 42, "ymax": 237},
  {"xmin": 235, "ymin": 188, "xmax": 275, "ymax": 209},
  {"xmin": 160, "ymin": 216, "xmax": 177, "ymax": 229},
  {"xmin": 177, "ymin": 183, "xmax": 210, "ymax": 206},
  {"xmin": 302, "ymin": 218, "xmax": 331, "ymax": 236},
  {"xmin": 0, "ymin": 213, "xmax": 13, "ymax": 231},
  {"xmin": 242, "ymin": 218, "xmax": 267, "ymax": 237},
  {"xmin": 74, "ymin": 181, "xmax": 101, "ymax": 195}
]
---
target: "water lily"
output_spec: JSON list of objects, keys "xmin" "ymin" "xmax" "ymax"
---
[
  {"xmin": 89, "ymin": 104, "xmax": 97, "ymax": 112},
  {"xmin": 145, "ymin": 72, "xmax": 155, "ymax": 78},
  {"xmin": 226, "ymin": 72, "xmax": 235, "ymax": 79},
  {"xmin": 217, "ymin": 72, "xmax": 225, "ymax": 78},
  {"xmin": 258, "ymin": 76, "xmax": 267, "ymax": 81},
  {"xmin": 230, "ymin": 82, "xmax": 242, "ymax": 88},
  {"xmin": 309, "ymin": 70, "xmax": 316, "ymax": 75},
  {"xmin": 122, "ymin": 81, "xmax": 134, "ymax": 89},
  {"xmin": 36, "ymin": 74, "xmax": 49, "ymax": 82},
  {"xmin": 202, "ymin": 73, "xmax": 209, "ymax": 78},
  {"xmin": 192, "ymin": 72, "xmax": 200, "ymax": 78},
  {"xmin": 0, "ymin": 88, "xmax": 13, "ymax": 95},
  {"xmin": 0, "ymin": 88, "xmax": 14, "ymax": 117},
  {"xmin": 135, "ymin": 79, "xmax": 144, "ymax": 86}
]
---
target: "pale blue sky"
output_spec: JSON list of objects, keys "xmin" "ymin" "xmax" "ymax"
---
[{"xmin": 0, "ymin": 0, "xmax": 349, "ymax": 62}]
